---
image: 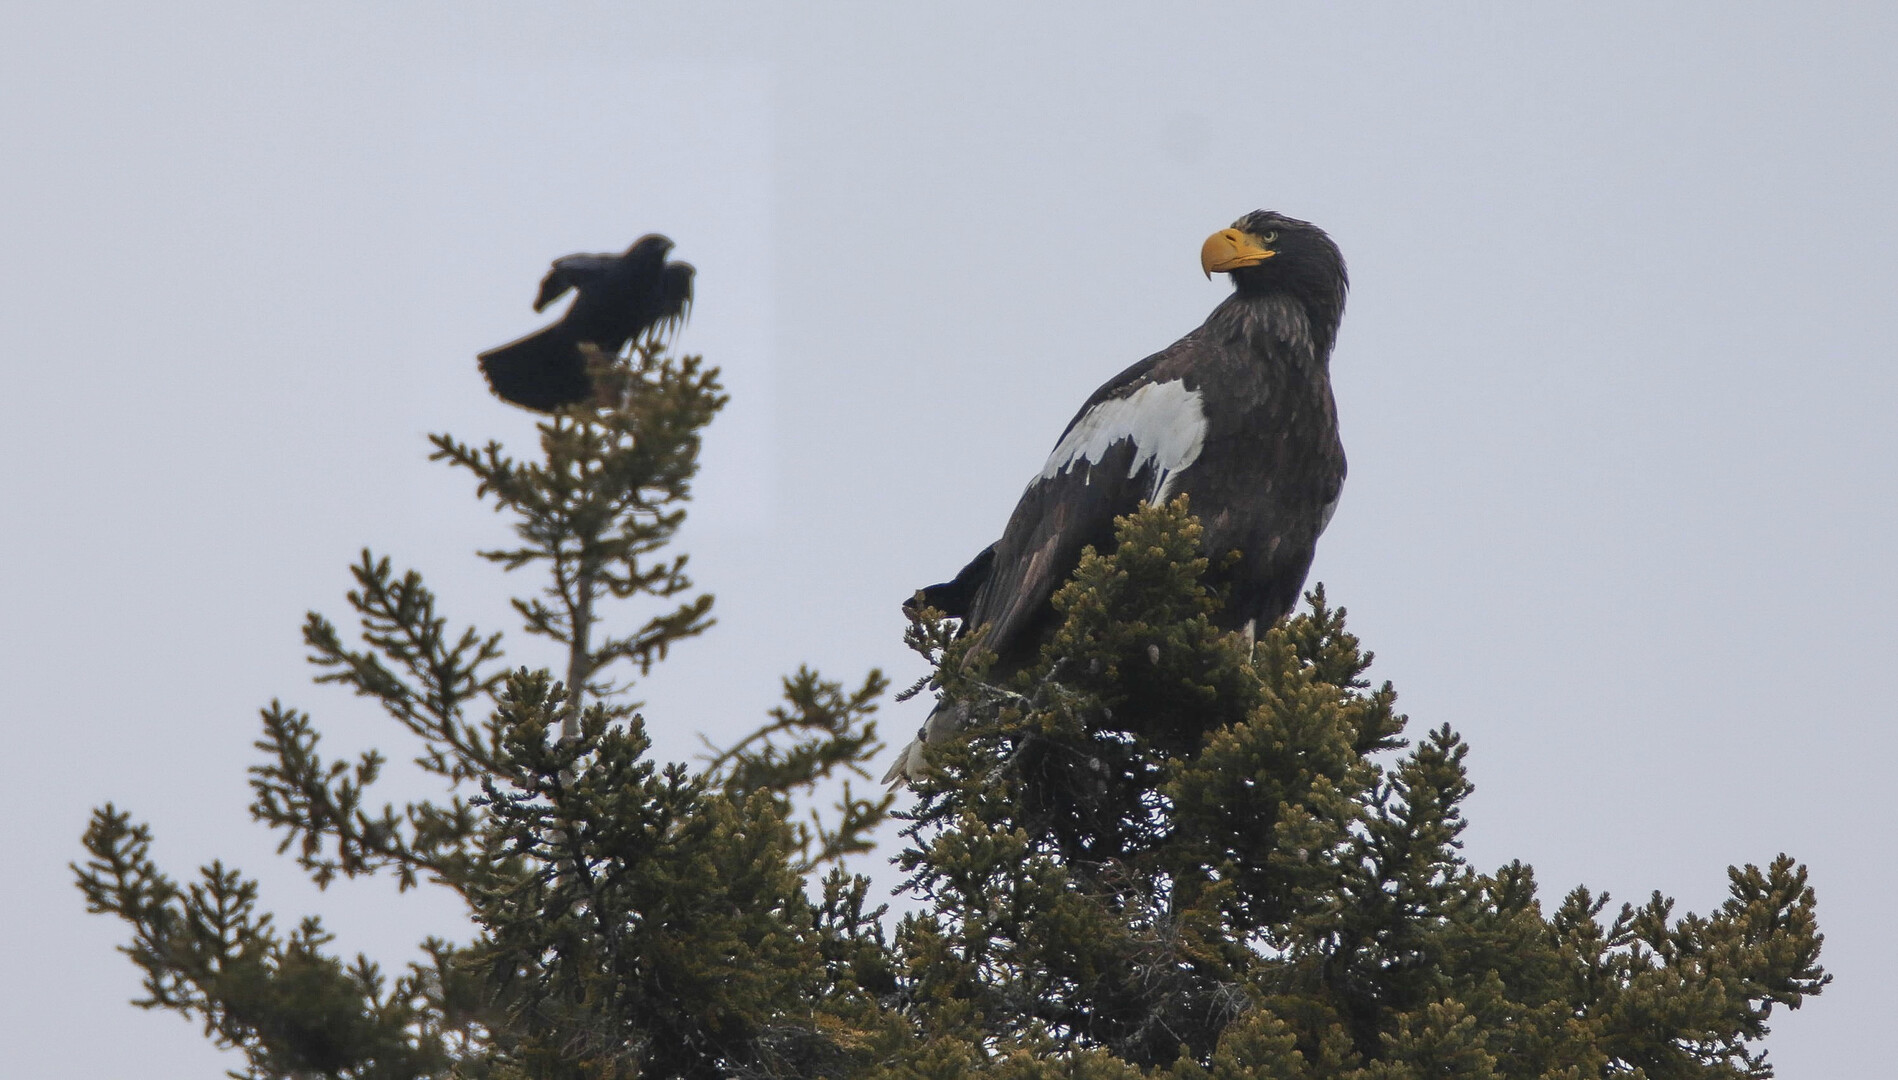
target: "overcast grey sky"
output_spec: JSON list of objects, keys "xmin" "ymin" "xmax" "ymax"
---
[{"xmin": 4, "ymin": 3, "xmax": 1894, "ymax": 1075}]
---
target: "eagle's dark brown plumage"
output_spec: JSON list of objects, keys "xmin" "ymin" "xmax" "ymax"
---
[{"xmin": 887, "ymin": 211, "xmax": 1349, "ymax": 783}]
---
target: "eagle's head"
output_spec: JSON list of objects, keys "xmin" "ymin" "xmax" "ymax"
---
[{"xmin": 1201, "ymin": 211, "xmax": 1348, "ymax": 327}]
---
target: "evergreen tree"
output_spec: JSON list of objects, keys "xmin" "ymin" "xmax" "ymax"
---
[
  {"xmin": 77, "ymin": 336, "xmax": 1827, "ymax": 1078},
  {"xmin": 75, "ymin": 339, "xmax": 902, "ymax": 1079},
  {"xmin": 891, "ymin": 499, "xmax": 1827, "ymax": 1078}
]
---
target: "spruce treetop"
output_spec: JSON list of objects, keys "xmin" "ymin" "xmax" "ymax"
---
[{"xmin": 77, "ymin": 312, "xmax": 1824, "ymax": 1080}]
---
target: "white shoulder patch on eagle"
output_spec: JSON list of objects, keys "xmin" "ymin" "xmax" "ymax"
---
[{"xmin": 1038, "ymin": 379, "xmax": 1209, "ymax": 503}]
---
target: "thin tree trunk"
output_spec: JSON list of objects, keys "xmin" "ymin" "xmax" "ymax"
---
[{"xmin": 564, "ymin": 562, "xmax": 595, "ymax": 743}]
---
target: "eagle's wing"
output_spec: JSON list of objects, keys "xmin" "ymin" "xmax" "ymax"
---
[{"xmin": 962, "ymin": 340, "xmax": 1211, "ymax": 662}]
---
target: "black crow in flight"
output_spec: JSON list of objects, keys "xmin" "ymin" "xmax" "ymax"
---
[{"xmin": 478, "ymin": 234, "xmax": 694, "ymax": 412}]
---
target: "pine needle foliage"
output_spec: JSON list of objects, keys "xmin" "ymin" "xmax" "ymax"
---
[
  {"xmin": 889, "ymin": 498, "xmax": 1828, "ymax": 1079},
  {"xmin": 75, "ymin": 339, "xmax": 900, "ymax": 1079},
  {"xmin": 77, "ymin": 340, "xmax": 1825, "ymax": 1077}
]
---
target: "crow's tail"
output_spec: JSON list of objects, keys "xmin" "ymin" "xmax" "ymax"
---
[{"xmin": 477, "ymin": 326, "xmax": 590, "ymax": 413}]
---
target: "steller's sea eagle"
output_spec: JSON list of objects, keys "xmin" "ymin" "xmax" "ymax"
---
[
  {"xmin": 478, "ymin": 234, "xmax": 694, "ymax": 412},
  {"xmin": 885, "ymin": 211, "xmax": 1349, "ymax": 784}
]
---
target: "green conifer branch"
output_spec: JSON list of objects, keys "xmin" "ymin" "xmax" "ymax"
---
[
  {"xmin": 74, "ymin": 807, "xmax": 462, "ymax": 1077},
  {"xmin": 701, "ymin": 666, "xmax": 895, "ymax": 872},
  {"xmin": 300, "ymin": 551, "xmax": 507, "ymax": 782},
  {"xmin": 892, "ymin": 499, "xmax": 1828, "ymax": 1075},
  {"xmin": 430, "ymin": 343, "xmax": 726, "ymax": 730},
  {"xmin": 77, "ymin": 332, "xmax": 907, "ymax": 1077}
]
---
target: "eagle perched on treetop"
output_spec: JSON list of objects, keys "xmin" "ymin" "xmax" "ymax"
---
[{"xmin": 886, "ymin": 211, "xmax": 1349, "ymax": 784}]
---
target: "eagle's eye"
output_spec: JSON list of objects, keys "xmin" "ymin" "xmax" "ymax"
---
[{"xmin": 1260, "ymin": 230, "xmax": 1279, "ymax": 243}]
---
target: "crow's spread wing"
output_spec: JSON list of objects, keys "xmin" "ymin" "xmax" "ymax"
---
[
  {"xmin": 533, "ymin": 254, "xmax": 619, "ymax": 312},
  {"xmin": 656, "ymin": 262, "xmax": 695, "ymax": 335}
]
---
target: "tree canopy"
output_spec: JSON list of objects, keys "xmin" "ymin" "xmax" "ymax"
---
[{"xmin": 77, "ymin": 334, "xmax": 1825, "ymax": 1079}]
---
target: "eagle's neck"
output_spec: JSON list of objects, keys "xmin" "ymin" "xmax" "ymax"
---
[{"xmin": 1207, "ymin": 289, "xmax": 1340, "ymax": 370}]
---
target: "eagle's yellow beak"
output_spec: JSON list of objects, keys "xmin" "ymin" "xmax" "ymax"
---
[{"xmin": 1201, "ymin": 228, "xmax": 1277, "ymax": 278}]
